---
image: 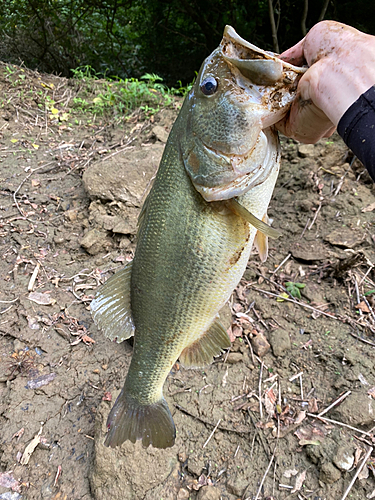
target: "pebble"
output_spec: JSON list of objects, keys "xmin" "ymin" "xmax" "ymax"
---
[
  {"xmin": 319, "ymin": 462, "xmax": 341, "ymax": 484},
  {"xmin": 298, "ymin": 144, "xmax": 315, "ymax": 158},
  {"xmin": 197, "ymin": 486, "xmax": 222, "ymax": 500},
  {"xmin": 250, "ymin": 331, "xmax": 270, "ymax": 357}
]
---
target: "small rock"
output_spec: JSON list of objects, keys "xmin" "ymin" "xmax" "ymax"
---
[
  {"xmin": 226, "ymin": 472, "xmax": 249, "ymax": 497},
  {"xmin": 226, "ymin": 352, "xmax": 242, "ymax": 364},
  {"xmin": 197, "ymin": 486, "xmax": 222, "ymax": 500},
  {"xmin": 298, "ymin": 144, "xmax": 315, "ymax": 158},
  {"xmin": 332, "ymin": 390, "xmax": 375, "ymax": 426},
  {"xmin": 324, "ymin": 228, "xmax": 365, "ymax": 249},
  {"xmin": 250, "ymin": 331, "xmax": 270, "ymax": 357},
  {"xmin": 333, "ymin": 446, "xmax": 355, "ymax": 471},
  {"xmin": 269, "ymin": 329, "xmax": 291, "ymax": 357},
  {"xmin": 177, "ymin": 488, "xmax": 190, "ymax": 500},
  {"xmin": 53, "ymin": 235, "xmax": 65, "ymax": 244},
  {"xmin": 290, "ymin": 241, "xmax": 328, "ymax": 262},
  {"xmin": 319, "ymin": 462, "xmax": 341, "ymax": 484},
  {"xmin": 80, "ymin": 229, "xmax": 112, "ymax": 255},
  {"xmin": 152, "ymin": 125, "xmax": 169, "ymax": 143}
]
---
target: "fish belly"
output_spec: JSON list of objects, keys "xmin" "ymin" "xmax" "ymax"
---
[{"xmin": 104, "ymin": 135, "xmax": 279, "ymax": 449}]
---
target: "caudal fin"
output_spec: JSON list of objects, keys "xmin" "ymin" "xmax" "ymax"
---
[{"xmin": 104, "ymin": 390, "xmax": 176, "ymax": 449}]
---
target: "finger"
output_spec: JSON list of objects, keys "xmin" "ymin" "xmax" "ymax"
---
[
  {"xmin": 276, "ymin": 97, "xmax": 335, "ymax": 144},
  {"xmin": 278, "ymin": 38, "xmax": 306, "ymax": 66}
]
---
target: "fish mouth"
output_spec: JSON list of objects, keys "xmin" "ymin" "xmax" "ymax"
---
[{"xmin": 195, "ymin": 128, "xmax": 279, "ymax": 202}]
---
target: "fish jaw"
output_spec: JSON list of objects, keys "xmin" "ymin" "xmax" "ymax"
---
[
  {"xmin": 190, "ymin": 126, "xmax": 280, "ymax": 202},
  {"xmin": 182, "ymin": 25, "xmax": 303, "ymax": 197}
]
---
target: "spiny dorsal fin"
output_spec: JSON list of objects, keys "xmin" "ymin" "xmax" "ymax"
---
[
  {"xmin": 179, "ymin": 318, "xmax": 231, "ymax": 368},
  {"xmin": 91, "ymin": 261, "xmax": 135, "ymax": 342},
  {"xmin": 224, "ymin": 198, "xmax": 281, "ymax": 239}
]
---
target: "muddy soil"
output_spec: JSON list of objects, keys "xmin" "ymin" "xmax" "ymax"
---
[{"xmin": 0, "ymin": 62, "xmax": 375, "ymax": 500}]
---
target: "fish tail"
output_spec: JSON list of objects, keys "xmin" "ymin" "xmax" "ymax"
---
[{"xmin": 104, "ymin": 390, "xmax": 176, "ymax": 449}]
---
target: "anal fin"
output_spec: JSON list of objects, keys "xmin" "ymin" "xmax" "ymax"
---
[
  {"xmin": 91, "ymin": 261, "xmax": 135, "ymax": 342},
  {"xmin": 179, "ymin": 318, "xmax": 231, "ymax": 368}
]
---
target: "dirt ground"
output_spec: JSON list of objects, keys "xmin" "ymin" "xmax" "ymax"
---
[{"xmin": 0, "ymin": 62, "xmax": 375, "ymax": 500}]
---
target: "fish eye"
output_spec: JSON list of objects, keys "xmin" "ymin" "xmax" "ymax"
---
[{"xmin": 200, "ymin": 76, "xmax": 218, "ymax": 96}]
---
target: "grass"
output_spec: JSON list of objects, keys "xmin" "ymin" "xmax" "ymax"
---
[{"xmin": 71, "ymin": 65, "xmax": 193, "ymax": 118}]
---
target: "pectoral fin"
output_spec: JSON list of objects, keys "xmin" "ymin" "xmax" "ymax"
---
[
  {"xmin": 91, "ymin": 261, "xmax": 135, "ymax": 342},
  {"xmin": 224, "ymin": 198, "xmax": 281, "ymax": 239},
  {"xmin": 254, "ymin": 214, "xmax": 270, "ymax": 262},
  {"xmin": 179, "ymin": 318, "xmax": 231, "ymax": 368}
]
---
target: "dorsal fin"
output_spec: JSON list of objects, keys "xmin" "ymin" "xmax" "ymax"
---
[
  {"xmin": 179, "ymin": 318, "xmax": 231, "ymax": 368},
  {"xmin": 91, "ymin": 261, "xmax": 135, "ymax": 342}
]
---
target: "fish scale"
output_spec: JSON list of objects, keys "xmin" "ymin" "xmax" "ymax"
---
[{"xmin": 91, "ymin": 25, "xmax": 305, "ymax": 449}]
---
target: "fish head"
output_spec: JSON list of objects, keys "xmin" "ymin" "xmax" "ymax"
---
[{"xmin": 182, "ymin": 26, "xmax": 305, "ymax": 201}]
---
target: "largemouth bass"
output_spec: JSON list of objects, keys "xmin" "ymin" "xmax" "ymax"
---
[{"xmin": 91, "ymin": 26, "xmax": 305, "ymax": 449}]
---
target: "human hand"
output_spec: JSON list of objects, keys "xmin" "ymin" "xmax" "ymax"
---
[{"xmin": 276, "ymin": 21, "xmax": 375, "ymax": 143}]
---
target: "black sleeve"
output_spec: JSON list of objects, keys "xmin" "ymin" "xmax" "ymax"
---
[{"xmin": 337, "ymin": 85, "xmax": 375, "ymax": 181}]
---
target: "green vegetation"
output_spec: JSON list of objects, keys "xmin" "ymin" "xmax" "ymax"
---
[
  {"xmin": 1, "ymin": 1, "xmax": 374, "ymax": 87},
  {"xmin": 284, "ymin": 281, "xmax": 306, "ymax": 300},
  {"xmin": 71, "ymin": 66, "xmax": 193, "ymax": 118}
]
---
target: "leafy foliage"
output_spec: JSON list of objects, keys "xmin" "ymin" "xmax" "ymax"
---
[{"xmin": 0, "ymin": 1, "xmax": 374, "ymax": 86}]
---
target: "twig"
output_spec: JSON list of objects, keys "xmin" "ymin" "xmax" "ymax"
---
[
  {"xmin": 271, "ymin": 253, "xmax": 291, "ymax": 275},
  {"xmin": 307, "ymin": 413, "xmax": 374, "ymax": 438},
  {"xmin": 13, "ymin": 164, "xmax": 54, "ymax": 216},
  {"xmin": 363, "ymin": 296, "xmax": 375, "ymax": 324},
  {"xmin": 252, "ymin": 451, "xmax": 275, "ymax": 500},
  {"xmin": 28, "ymin": 262, "xmax": 40, "ymax": 291},
  {"xmin": 340, "ymin": 446, "xmax": 373, "ymax": 500},
  {"xmin": 308, "ymin": 202, "xmax": 322, "ymax": 230},
  {"xmin": 317, "ymin": 391, "xmax": 351, "ymax": 417},
  {"xmin": 250, "ymin": 286, "xmax": 337, "ymax": 319},
  {"xmin": 0, "ymin": 298, "xmax": 19, "ymax": 304},
  {"xmin": 203, "ymin": 418, "xmax": 221, "ymax": 448},
  {"xmin": 259, "ymin": 362, "xmax": 264, "ymax": 419},
  {"xmin": 348, "ymin": 331, "xmax": 375, "ymax": 347},
  {"xmin": 300, "ymin": 217, "xmax": 310, "ymax": 238}
]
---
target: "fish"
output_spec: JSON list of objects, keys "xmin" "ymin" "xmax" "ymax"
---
[{"xmin": 91, "ymin": 26, "xmax": 305, "ymax": 449}]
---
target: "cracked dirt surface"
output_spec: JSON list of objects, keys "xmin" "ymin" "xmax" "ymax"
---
[{"xmin": 0, "ymin": 62, "xmax": 375, "ymax": 500}]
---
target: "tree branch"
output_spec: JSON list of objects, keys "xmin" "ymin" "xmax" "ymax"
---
[{"xmin": 268, "ymin": 0, "xmax": 279, "ymax": 53}]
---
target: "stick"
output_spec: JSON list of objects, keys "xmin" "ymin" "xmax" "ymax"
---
[
  {"xmin": 307, "ymin": 413, "xmax": 374, "ymax": 438},
  {"xmin": 252, "ymin": 451, "xmax": 275, "ymax": 500},
  {"xmin": 271, "ymin": 253, "xmax": 291, "ymax": 275},
  {"xmin": 308, "ymin": 202, "xmax": 322, "ymax": 230},
  {"xmin": 28, "ymin": 262, "xmax": 40, "ymax": 291},
  {"xmin": 250, "ymin": 286, "xmax": 337, "ymax": 319},
  {"xmin": 317, "ymin": 391, "xmax": 351, "ymax": 418},
  {"xmin": 259, "ymin": 362, "xmax": 264, "ymax": 419},
  {"xmin": 349, "ymin": 331, "xmax": 375, "ymax": 347},
  {"xmin": 340, "ymin": 447, "xmax": 373, "ymax": 500},
  {"xmin": 203, "ymin": 418, "xmax": 221, "ymax": 448}
]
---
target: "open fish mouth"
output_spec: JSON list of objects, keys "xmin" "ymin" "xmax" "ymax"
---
[{"xmin": 195, "ymin": 128, "xmax": 279, "ymax": 202}]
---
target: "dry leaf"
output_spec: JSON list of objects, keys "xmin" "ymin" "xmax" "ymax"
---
[
  {"xmin": 362, "ymin": 202, "xmax": 375, "ymax": 213},
  {"xmin": 283, "ymin": 468, "xmax": 298, "ymax": 478},
  {"xmin": 294, "ymin": 410, "xmax": 306, "ymax": 425},
  {"xmin": 356, "ymin": 301, "xmax": 370, "ymax": 313},
  {"xmin": 20, "ymin": 424, "xmax": 44, "ymax": 465},
  {"xmin": 291, "ymin": 470, "xmax": 306, "ymax": 493},
  {"xmin": 264, "ymin": 389, "xmax": 276, "ymax": 418},
  {"xmin": 28, "ymin": 292, "xmax": 56, "ymax": 306},
  {"xmin": 0, "ymin": 472, "xmax": 22, "ymax": 493}
]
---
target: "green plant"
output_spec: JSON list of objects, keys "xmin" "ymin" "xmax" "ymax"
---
[{"xmin": 285, "ymin": 281, "xmax": 306, "ymax": 299}]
